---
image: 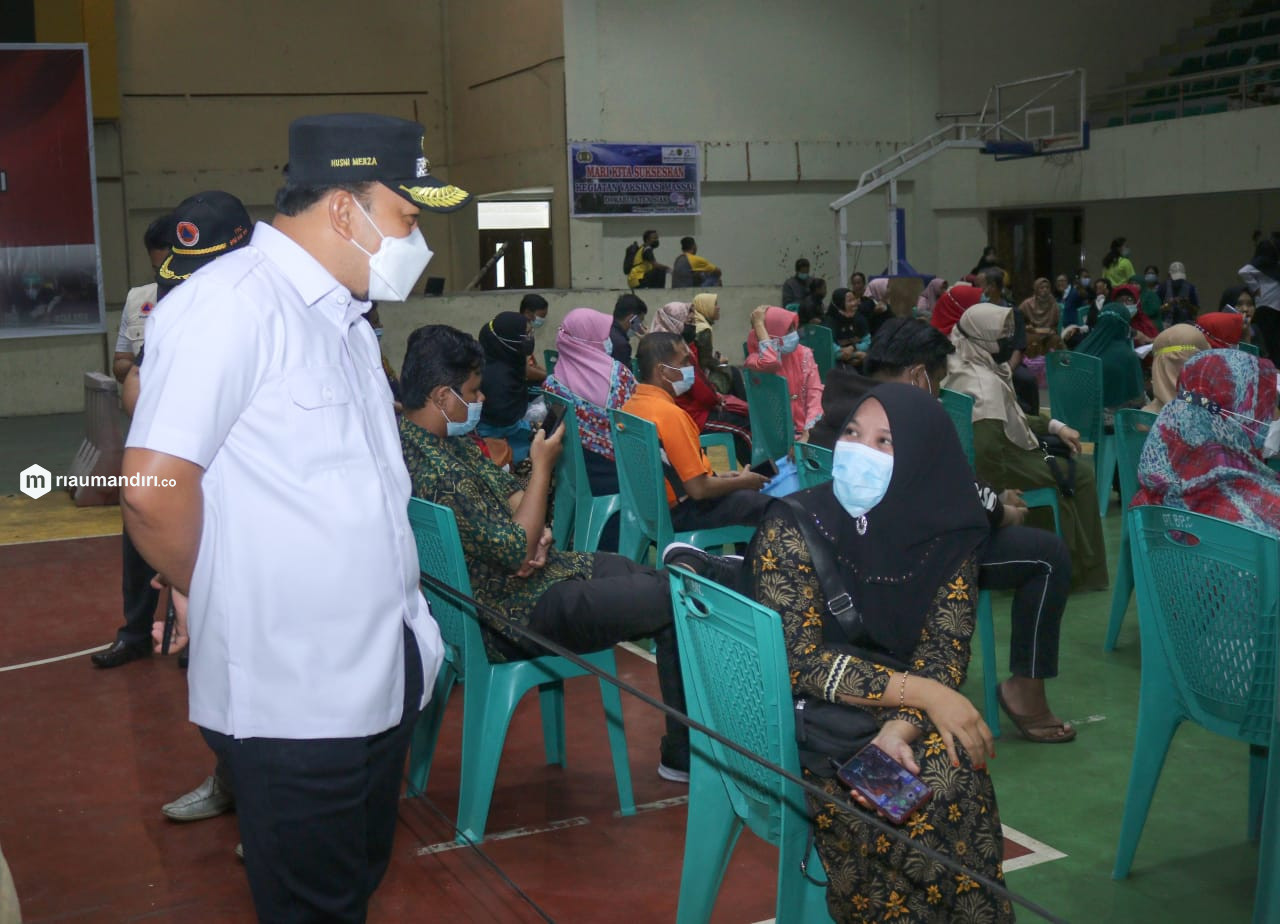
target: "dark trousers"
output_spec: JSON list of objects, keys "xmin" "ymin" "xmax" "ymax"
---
[
  {"xmin": 118, "ymin": 529, "xmax": 159, "ymax": 645},
  {"xmin": 1254, "ymin": 306, "xmax": 1280, "ymax": 360},
  {"xmin": 978, "ymin": 525, "xmax": 1071, "ymax": 679},
  {"xmin": 669, "ymin": 487, "xmax": 772, "ymax": 534},
  {"xmin": 1011, "ymin": 363, "xmax": 1040, "ymax": 417},
  {"xmin": 499, "ymin": 553, "xmax": 688, "ymax": 761},
  {"xmin": 635, "ymin": 268, "xmax": 667, "ymax": 289},
  {"xmin": 201, "ymin": 625, "xmax": 424, "ymax": 924}
]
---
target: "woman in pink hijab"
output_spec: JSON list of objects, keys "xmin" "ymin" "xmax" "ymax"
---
[
  {"xmin": 543, "ymin": 307, "xmax": 637, "ymax": 499},
  {"xmin": 916, "ymin": 277, "xmax": 947, "ymax": 321},
  {"xmin": 744, "ymin": 305, "xmax": 825, "ymax": 439}
]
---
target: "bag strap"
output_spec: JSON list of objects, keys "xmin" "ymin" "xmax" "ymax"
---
[
  {"xmin": 1040, "ymin": 447, "xmax": 1077, "ymax": 498},
  {"xmin": 775, "ymin": 495, "xmax": 865, "ymax": 641}
]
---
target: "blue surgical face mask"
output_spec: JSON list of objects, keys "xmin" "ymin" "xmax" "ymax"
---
[
  {"xmin": 1124, "ymin": 302, "xmax": 1138, "ymax": 318},
  {"xmin": 663, "ymin": 363, "xmax": 695, "ymax": 395},
  {"xmin": 780, "ymin": 331, "xmax": 801, "ymax": 353},
  {"xmin": 1144, "ymin": 273, "xmax": 1158, "ymax": 284},
  {"xmin": 797, "ymin": 272, "xmax": 810, "ymax": 281},
  {"xmin": 445, "ymin": 388, "xmax": 483, "ymax": 436},
  {"xmin": 1080, "ymin": 276, "xmax": 1091, "ymax": 288},
  {"xmin": 374, "ymin": 326, "xmax": 384, "ymax": 341},
  {"xmin": 531, "ymin": 316, "xmax": 546, "ymax": 330},
  {"xmin": 832, "ymin": 440, "xmax": 894, "ymax": 519},
  {"xmin": 603, "ymin": 337, "xmax": 614, "ymax": 356}
]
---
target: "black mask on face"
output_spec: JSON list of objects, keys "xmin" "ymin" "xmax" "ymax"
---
[
  {"xmin": 992, "ymin": 337, "xmax": 1015, "ymax": 365},
  {"xmin": 681, "ymin": 322, "xmax": 697, "ymax": 344}
]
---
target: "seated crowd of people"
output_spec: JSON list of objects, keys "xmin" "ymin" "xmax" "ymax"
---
[{"xmin": 108, "ymin": 196, "xmax": 1280, "ymax": 922}]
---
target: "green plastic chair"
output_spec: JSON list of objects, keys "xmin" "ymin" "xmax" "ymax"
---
[
  {"xmin": 609, "ymin": 409, "xmax": 755, "ymax": 563},
  {"xmin": 743, "ymin": 369, "xmax": 796, "ymax": 467},
  {"xmin": 1045, "ymin": 350, "xmax": 1117, "ymax": 517},
  {"xmin": 404, "ymin": 498, "xmax": 636, "ymax": 842},
  {"xmin": 1104, "ymin": 409, "xmax": 1158, "ymax": 651},
  {"xmin": 542, "ymin": 392, "xmax": 620, "ymax": 553},
  {"xmin": 543, "ymin": 348, "xmax": 558, "ymax": 374},
  {"xmin": 798, "ymin": 325, "xmax": 836, "ymax": 381},
  {"xmin": 794, "ymin": 442, "xmax": 832, "ymax": 489},
  {"xmin": 1241, "ymin": 341, "xmax": 1261, "ymax": 357},
  {"xmin": 1114, "ymin": 506, "xmax": 1279, "ymax": 882},
  {"xmin": 938, "ymin": 387, "xmax": 1062, "ymax": 536},
  {"xmin": 1255, "ymin": 655, "xmax": 1280, "ymax": 924},
  {"xmin": 668, "ymin": 569, "xmax": 835, "ymax": 924}
]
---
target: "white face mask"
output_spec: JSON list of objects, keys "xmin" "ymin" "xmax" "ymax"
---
[{"xmin": 350, "ymin": 200, "xmax": 433, "ymax": 302}]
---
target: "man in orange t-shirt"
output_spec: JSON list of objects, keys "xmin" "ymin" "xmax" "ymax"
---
[{"xmin": 622, "ymin": 332, "xmax": 770, "ymax": 533}]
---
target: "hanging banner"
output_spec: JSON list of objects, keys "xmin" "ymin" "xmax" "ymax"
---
[
  {"xmin": 569, "ymin": 142, "xmax": 700, "ymax": 217},
  {"xmin": 0, "ymin": 44, "xmax": 105, "ymax": 339}
]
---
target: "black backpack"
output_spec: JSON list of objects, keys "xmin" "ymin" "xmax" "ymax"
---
[{"xmin": 623, "ymin": 241, "xmax": 641, "ymax": 275}]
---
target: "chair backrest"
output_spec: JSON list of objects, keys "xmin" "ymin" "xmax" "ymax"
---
[
  {"xmin": 743, "ymin": 369, "xmax": 795, "ymax": 466},
  {"xmin": 1045, "ymin": 350, "xmax": 1105, "ymax": 443},
  {"xmin": 699, "ymin": 432, "xmax": 737, "ymax": 474},
  {"xmin": 939, "ymin": 387, "xmax": 976, "ymax": 467},
  {"xmin": 668, "ymin": 568, "xmax": 804, "ymax": 843},
  {"xmin": 1128, "ymin": 505, "xmax": 1280, "ymax": 743},
  {"xmin": 609, "ymin": 409, "xmax": 675, "ymax": 548},
  {"xmin": 407, "ymin": 498, "xmax": 480, "ymax": 674},
  {"xmin": 541, "ymin": 391, "xmax": 581, "ymax": 546},
  {"xmin": 1113, "ymin": 408, "xmax": 1157, "ymax": 509},
  {"xmin": 799, "ymin": 324, "xmax": 836, "ymax": 380},
  {"xmin": 794, "ymin": 442, "xmax": 833, "ymax": 488},
  {"xmin": 544, "ymin": 348, "xmax": 559, "ymax": 373},
  {"xmin": 1240, "ymin": 341, "xmax": 1261, "ymax": 357}
]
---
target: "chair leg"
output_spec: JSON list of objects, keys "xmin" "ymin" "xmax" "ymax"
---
[
  {"xmin": 455, "ymin": 673, "xmax": 524, "ymax": 844},
  {"xmin": 1249, "ymin": 743, "xmax": 1268, "ymax": 842},
  {"xmin": 1105, "ymin": 526, "xmax": 1133, "ymax": 652},
  {"xmin": 1113, "ymin": 704, "xmax": 1182, "ymax": 879},
  {"xmin": 406, "ymin": 661, "xmax": 458, "ymax": 797},
  {"xmin": 977, "ymin": 590, "xmax": 1001, "ymax": 739},
  {"xmin": 538, "ymin": 681, "xmax": 567, "ymax": 767},
  {"xmin": 1097, "ymin": 434, "xmax": 1118, "ymax": 518},
  {"xmin": 596, "ymin": 672, "xmax": 636, "ymax": 816},
  {"xmin": 676, "ymin": 742, "xmax": 745, "ymax": 924}
]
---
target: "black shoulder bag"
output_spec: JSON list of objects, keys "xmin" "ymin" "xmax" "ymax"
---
[{"xmin": 774, "ymin": 497, "xmax": 908, "ymax": 777}]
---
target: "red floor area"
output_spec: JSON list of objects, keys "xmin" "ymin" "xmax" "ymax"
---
[{"xmin": 1, "ymin": 537, "xmax": 1033, "ymax": 922}]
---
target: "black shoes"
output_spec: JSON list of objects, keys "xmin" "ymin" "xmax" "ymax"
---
[
  {"xmin": 661, "ymin": 542, "xmax": 745, "ymax": 592},
  {"xmin": 90, "ymin": 639, "xmax": 151, "ymax": 669}
]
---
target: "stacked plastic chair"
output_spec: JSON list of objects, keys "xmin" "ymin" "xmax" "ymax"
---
[
  {"xmin": 1114, "ymin": 506, "xmax": 1278, "ymax": 902},
  {"xmin": 1045, "ymin": 350, "xmax": 1118, "ymax": 516}
]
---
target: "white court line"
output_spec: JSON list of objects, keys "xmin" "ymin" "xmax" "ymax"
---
[
  {"xmin": 0, "ymin": 643, "xmax": 111, "ymax": 673},
  {"xmin": 415, "ymin": 816, "xmax": 590, "ymax": 855},
  {"xmin": 1001, "ymin": 823, "xmax": 1068, "ymax": 872},
  {"xmin": 618, "ymin": 641, "xmax": 657, "ymax": 663}
]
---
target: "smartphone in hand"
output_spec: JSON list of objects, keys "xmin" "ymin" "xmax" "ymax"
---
[
  {"xmin": 541, "ymin": 403, "xmax": 567, "ymax": 437},
  {"xmin": 836, "ymin": 743, "xmax": 932, "ymax": 824},
  {"xmin": 749, "ymin": 459, "xmax": 779, "ymax": 479}
]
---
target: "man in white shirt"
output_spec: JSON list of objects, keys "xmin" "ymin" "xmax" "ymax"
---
[{"xmin": 122, "ymin": 114, "xmax": 465, "ymax": 922}]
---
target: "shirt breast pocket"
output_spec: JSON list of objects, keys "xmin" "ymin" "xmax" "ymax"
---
[{"xmin": 285, "ymin": 366, "xmax": 359, "ymax": 472}]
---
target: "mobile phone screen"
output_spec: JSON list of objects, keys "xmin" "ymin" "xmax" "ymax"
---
[
  {"xmin": 750, "ymin": 459, "xmax": 779, "ymax": 479},
  {"xmin": 836, "ymin": 744, "xmax": 932, "ymax": 824},
  {"xmin": 541, "ymin": 404, "xmax": 566, "ymax": 437}
]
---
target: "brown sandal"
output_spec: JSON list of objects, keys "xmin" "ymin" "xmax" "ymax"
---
[{"xmin": 996, "ymin": 683, "xmax": 1077, "ymax": 743}]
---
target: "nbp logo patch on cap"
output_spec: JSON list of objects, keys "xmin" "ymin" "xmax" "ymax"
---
[{"xmin": 176, "ymin": 221, "xmax": 200, "ymax": 247}]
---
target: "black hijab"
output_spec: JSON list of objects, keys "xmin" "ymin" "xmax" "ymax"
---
[
  {"xmin": 478, "ymin": 311, "xmax": 533, "ymax": 426},
  {"xmin": 776, "ymin": 382, "xmax": 989, "ymax": 660},
  {"xmin": 1251, "ymin": 238, "xmax": 1280, "ymax": 282}
]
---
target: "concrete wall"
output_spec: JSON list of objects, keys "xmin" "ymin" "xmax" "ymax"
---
[{"xmin": 562, "ymin": 0, "xmax": 944, "ymax": 288}]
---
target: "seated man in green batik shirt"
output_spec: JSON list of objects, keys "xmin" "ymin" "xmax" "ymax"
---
[{"xmin": 397, "ymin": 323, "xmax": 691, "ymax": 782}]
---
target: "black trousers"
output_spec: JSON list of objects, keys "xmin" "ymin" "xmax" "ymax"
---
[
  {"xmin": 201, "ymin": 625, "xmax": 424, "ymax": 924},
  {"xmin": 668, "ymin": 487, "xmax": 772, "ymax": 534},
  {"xmin": 978, "ymin": 524, "xmax": 1071, "ymax": 679},
  {"xmin": 495, "ymin": 553, "xmax": 688, "ymax": 762},
  {"xmin": 1254, "ymin": 306, "xmax": 1280, "ymax": 361},
  {"xmin": 118, "ymin": 529, "xmax": 159, "ymax": 645}
]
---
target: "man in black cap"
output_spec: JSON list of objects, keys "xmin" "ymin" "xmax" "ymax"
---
[{"xmin": 121, "ymin": 114, "xmax": 462, "ymax": 923}]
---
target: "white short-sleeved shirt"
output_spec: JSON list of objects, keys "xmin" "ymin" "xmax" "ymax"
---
[
  {"xmin": 128, "ymin": 222, "xmax": 444, "ymax": 740},
  {"xmin": 115, "ymin": 282, "xmax": 158, "ymax": 355}
]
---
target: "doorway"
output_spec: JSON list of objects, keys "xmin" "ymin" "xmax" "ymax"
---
[
  {"xmin": 989, "ymin": 208, "xmax": 1082, "ymax": 298},
  {"xmin": 477, "ymin": 201, "xmax": 553, "ymax": 291}
]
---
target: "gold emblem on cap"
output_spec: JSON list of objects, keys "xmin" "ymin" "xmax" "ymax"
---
[{"xmin": 399, "ymin": 184, "xmax": 470, "ymax": 209}]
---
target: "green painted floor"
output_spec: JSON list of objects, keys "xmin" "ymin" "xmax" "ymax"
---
[{"xmin": 971, "ymin": 508, "xmax": 1262, "ymax": 923}]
